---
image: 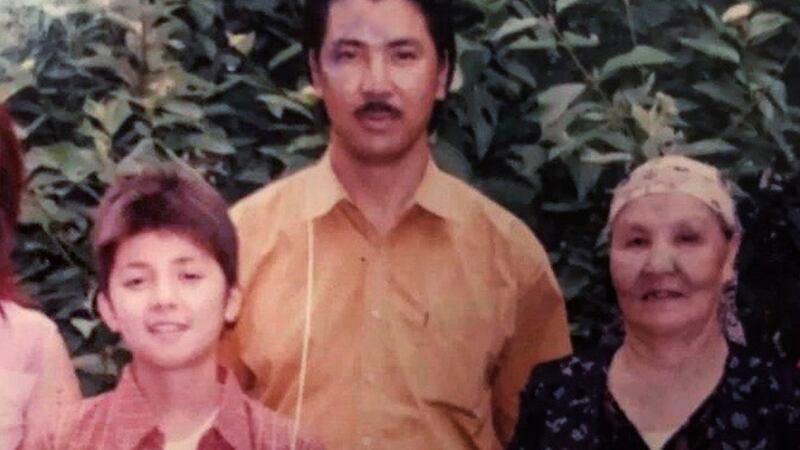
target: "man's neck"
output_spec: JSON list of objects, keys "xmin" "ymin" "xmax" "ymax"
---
[
  {"xmin": 131, "ymin": 356, "xmax": 222, "ymax": 439},
  {"xmin": 329, "ymin": 137, "xmax": 430, "ymax": 236}
]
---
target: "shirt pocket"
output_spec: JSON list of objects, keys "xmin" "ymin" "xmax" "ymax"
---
[{"xmin": 413, "ymin": 292, "xmax": 499, "ymax": 435}]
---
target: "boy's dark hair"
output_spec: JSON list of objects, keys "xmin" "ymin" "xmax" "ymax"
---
[
  {"xmin": 302, "ymin": 0, "xmax": 456, "ymax": 90},
  {"xmin": 92, "ymin": 168, "xmax": 237, "ymax": 295}
]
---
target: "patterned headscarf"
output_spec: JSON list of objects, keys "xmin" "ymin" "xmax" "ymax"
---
[{"xmin": 608, "ymin": 155, "xmax": 746, "ymax": 344}]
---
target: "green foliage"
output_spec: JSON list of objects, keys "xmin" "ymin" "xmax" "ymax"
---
[{"xmin": 2, "ymin": 0, "xmax": 800, "ymax": 393}]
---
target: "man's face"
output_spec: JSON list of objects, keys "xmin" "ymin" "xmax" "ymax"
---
[
  {"xmin": 98, "ymin": 230, "xmax": 240, "ymax": 370},
  {"xmin": 311, "ymin": 0, "xmax": 448, "ymax": 164}
]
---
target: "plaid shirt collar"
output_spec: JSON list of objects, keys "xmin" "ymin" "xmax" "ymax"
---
[{"xmin": 108, "ymin": 365, "xmax": 252, "ymax": 450}]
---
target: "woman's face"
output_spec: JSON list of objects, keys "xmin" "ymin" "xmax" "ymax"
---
[{"xmin": 610, "ymin": 193, "xmax": 738, "ymax": 338}]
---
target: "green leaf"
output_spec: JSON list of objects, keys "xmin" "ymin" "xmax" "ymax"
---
[
  {"xmin": 567, "ymin": 158, "xmax": 603, "ymax": 201},
  {"xmin": 188, "ymin": 0, "xmax": 219, "ymax": 29},
  {"xmin": 692, "ymin": 80, "xmax": 748, "ymax": 110},
  {"xmin": 599, "ymin": 45, "xmax": 675, "ymax": 80},
  {"xmin": 115, "ymin": 138, "xmax": 162, "ymax": 175},
  {"xmin": 764, "ymin": 118, "xmax": 795, "ymax": 165},
  {"xmin": 26, "ymin": 143, "xmax": 100, "ymax": 183},
  {"xmin": 549, "ymin": 129, "xmax": 603, "ymax": 160},
  {"xmin": 161, "ymin": 101, "xmax": 204, "ymax": 120},
  {"xmin": 258, "ymin": 94, "xmax": 314, "ymax": 120},
  {"xmin": 747, "ymin": 12, "xmax": 790, "ymax": 44},
  {"xmin": 269, "ymin": 42, "xmax": 302, "ymax": 71},
  {"xmin": 480, "ymin": 177, "xmax": 536, "ymax": 207},
  {"xmin": 491, "ymin": 17, "xmax": 540, "ymax": 42},
  {"xmin": 433, "ymin": 139, "xmax": 473, "ymax": 180},
  {"xmin": 681, "ymin": 139, "xmax": 737, "ymax": 156},
  {"xmin": 0, "ymin": 63, "xmax": 35, "ymax": 102},
  {"xmin": 562, "ymin": 31, "xmax": 599, "ymax": 48},
  {"xmin": 286, "ymin": 134, "xmax": 326, "ymax": 153},
  {"xmin": 455, "ymin": 36, "xmax": 490, "ymax": 88},
  {"xmin": 679, "ymin": 36, "xmax": 740, "ymax": 63},
  {"xmin": 465, "ymin": 87, "xmax": 498, "ymax": 159},
  {"xmin": 77, "ymin": 47, "xmax": 138, "ymax": 87},
  {"xmin": 538, "ymin": 83, "xmax": 586, "ymax": 125},
  {"xmin": 84, "ymin": 97, "xmax": 133, "ymax": 136},
  {"xmin": 186, "ymin": 133, "xmax": 236, "ymax": 155},
  {"xmin": 511, "ymin": 144, "xmax": 547, "ymax": 177},
  {"xmin": 596, "ymin": 131, "xmax": 635, "ymax": 153},
  {"xmin": 73, "ymin": 354, "xmax": 114, "ymax": 376},
  {"xmin": 752, "ymin": 73, "xmax": 788, "ymax": 113},
  {"xmin": 539, "ymin": 101, "xmax": 602, "ymax": 144},
  {"xmin": 502, "ymin": 60, "xmax": 537, "ymax": 88},
  {"xmin": 758, "ymin": 93, "xmax": 776, "ymax": 120},
  {"xmin": 227, "ymin": 31, "xmax": 256, "ymax": 56},
  {"xmin": 702, "ymin": 3, "xmax": 738, "ymax": 38},
  {"xmin": 71, "ymin": 317, "xmax": 99, "ymax": 339},
  {"xmin": 507, "ymin": 35, "xmax": 558, "ymax": 50},
  {"xmin": 580, "ymin": 148, "xmax": 632, "ymax": 164},
  {"xmin": 556, "ymin": 0, "xmax": 588, "ymax": 14},
  {"xmin": 20, "ymin": 196, "xmax": 81, "ymax": 228}
]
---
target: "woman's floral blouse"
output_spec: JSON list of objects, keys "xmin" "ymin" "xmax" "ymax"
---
[{"xmin": 509, "ymin": 343, "xmax": 799, "ymax": 450}]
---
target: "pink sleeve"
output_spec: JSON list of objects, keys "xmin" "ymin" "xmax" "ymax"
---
[{"xmin": 21, "ymin": 319, "xmax": 82, "ymax": 448}]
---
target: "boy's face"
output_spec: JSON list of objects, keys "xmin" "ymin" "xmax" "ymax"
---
[{"xmin": 98, "ymin": 230, "xmax": 240, "ymax": 370}]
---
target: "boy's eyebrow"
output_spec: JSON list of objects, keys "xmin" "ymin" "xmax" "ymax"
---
[
  {"xmin": 173, "ymin": 256, "xmax": 198, "ymax": 264},
  {"xmin": 118, "ymin": 256, "xmax": 197, "ymax": 268},
  {"xmin": 118, "ymin": 261, "xmax": 150, "ymax": 269}
]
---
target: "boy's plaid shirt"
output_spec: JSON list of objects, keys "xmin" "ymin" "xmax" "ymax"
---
[{"xmin": 44, "ymin": 366, "xmax": 324, "ymax": 450}]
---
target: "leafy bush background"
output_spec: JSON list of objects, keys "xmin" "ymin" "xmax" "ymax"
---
[{"xmin": 2, "ymin": 0, "xmax": 800, "ymax": 395}]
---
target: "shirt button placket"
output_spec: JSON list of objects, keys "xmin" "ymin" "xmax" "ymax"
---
[{"xmin": 361, "ymin": 241, "xmax": 386, "ymax": 449}]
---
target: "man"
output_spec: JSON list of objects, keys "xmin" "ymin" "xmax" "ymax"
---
[{"xmin": 222, "ymin": 0, "xmax": 572, "ymax": 448}]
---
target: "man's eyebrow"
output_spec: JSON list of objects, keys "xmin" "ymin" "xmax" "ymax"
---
[
  {"xmin": 331, "ymin": 38, "xmax": 364, "ymax": 49},
  {"xmin": 329, "ymin": 38, "xmax": 422, "ymax": 50},
  {"xmin": 387, "ymin": 38, "xmax": 422, "ymax": 49}
]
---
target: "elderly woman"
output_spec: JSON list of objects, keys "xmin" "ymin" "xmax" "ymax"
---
[
  {"xmin": 509, "ymin": 155, "xmax": 799, "ymax": 449},
  {"xmin": 0, "ymin": 106, "xmax": 80, "ymax": 450}
]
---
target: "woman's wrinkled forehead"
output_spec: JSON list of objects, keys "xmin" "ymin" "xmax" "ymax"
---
[
  {"xmin": 608, "ymin": 155, "xmax": 738, "ymax": 234},
  {"xmin": 610, "ymin": 192, "xmax": 729, "ymax": 239}
]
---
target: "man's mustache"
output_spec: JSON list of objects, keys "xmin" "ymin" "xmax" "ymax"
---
[{"xmin": 354, "ymin": 102, "xmax": 402, "ymax": 119}]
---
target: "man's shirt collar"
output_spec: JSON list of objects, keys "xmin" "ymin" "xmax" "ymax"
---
[{"xmin": 303, "ymin": 151, "xmax": 467, "ymax": 224}]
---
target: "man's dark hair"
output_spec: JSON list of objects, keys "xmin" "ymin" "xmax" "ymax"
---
[{"xmin": 303, "ymin": 0, "xmax": 456, "ymax": 90}]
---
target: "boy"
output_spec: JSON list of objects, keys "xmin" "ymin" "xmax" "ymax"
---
[{"xmin": 47, "ymin": 169, "xmax": 323, "ymax": 450}]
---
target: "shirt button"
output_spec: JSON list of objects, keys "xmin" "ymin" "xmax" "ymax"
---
[
  {"xmin": 371, "ymin": 309, "xmax": 381, "ymax": 320},
  {"xmin": 362, "ymin": 436, "xmax": 372, "ymax": 447},
  {"xmin": 365, "ymin": 373, "xmax": 376, "ymax": 384}
]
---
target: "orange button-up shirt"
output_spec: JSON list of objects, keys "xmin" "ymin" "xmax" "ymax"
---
[
  {"xmin": 45, "ymin": 366, "xmax": 322, "ymax": 450},
  {"xmin": 222, "ymin": 154, "xmax": 571, "ymax": 450}
]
